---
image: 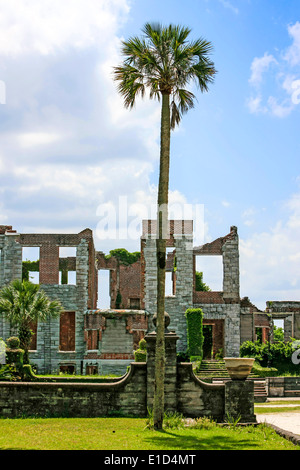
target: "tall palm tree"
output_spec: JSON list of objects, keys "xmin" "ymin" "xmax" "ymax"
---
[
  {"xmin": 114, "ymin": 22, "xmax": 216, "ymax": 429},
  {"xmin": 0, "ymin": 279, "xmax": 62, "ymax": 364}
]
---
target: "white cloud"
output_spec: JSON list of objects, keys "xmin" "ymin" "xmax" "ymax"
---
[
  {"xmin": 249, "ymin": 53, "xmax": 277, "ymax": 87},
  {"xmin": 242, "ymin": 207, "xmax": 256, "ymax": 227},
  {"xmin": 246, "ymin": 95, "xmax": 267, "ymax": 114},
  {"xmin": 240, "ymin": 189, "xmax": 300, "ymax": 309},
  {"xmin": 0, "ymin": 0, "xmax": 130, "ymax": 56},
  {"xmin": 266, "ymin": 96, "xmax": 294, "ymax": 118},
  {"xmin": 218, "ymin": 0, "xmax": 238, "ymax": 15},
  {"xmin": 284, "ymin": 21, "xmax": 300, "ymax": 66},
  {"xmin": 247, "ymin": 23, "xmax": 300, "ymax": 117},
  {"xmin": 17, "ymin": 132, "xmax": 62, "ymax": 148},
  {"xmin": 0, "ymin": 0, "xmax": 196, "ymax": 257}
]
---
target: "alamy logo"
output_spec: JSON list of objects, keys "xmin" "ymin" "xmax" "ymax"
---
[
  {"xmin": 291, "ymin": 79, "xmax": 300, "ymax": 105},
  {"xmin": 96, "ymin": 196, "xmax": 205, "ymax": 248},
  {"xmin": 291, "ymin": 341, "xmax": 300, "ymax": 365}
]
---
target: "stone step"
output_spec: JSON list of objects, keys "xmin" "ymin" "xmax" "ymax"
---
[{"xmin": 196, "ymin": 360, "xmax": 267, "ymax": 402}]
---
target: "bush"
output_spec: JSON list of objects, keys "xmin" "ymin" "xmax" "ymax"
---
[
  {"xmin": 6, "ymin": 336, "xmax": 24, "ymax": 371},
  {"xmin": 191, "ymin": 417, "xmax": 216, "ymax": 430},
  {"xmin": 240, "ymin": 339, "xmax": 300, "ymax": 372},
  {"xmin": 6, "ymin": 336, "xmax": 20, "ymax": 349},
  {"xmin": 0, "ymin": 364, "xmax": 21, "ymax": 381},
  {"xmin": 134, "ymin": 338, "xmax": 147, "ymax": 362},
  {"xmin": 185, "ymin": 308, "xmax": 204, "ymax": 361},
  {"xmin": 177, "ymin": 351, "xmax": 190, "ymax": 362},
  {"xmin": 145, "ymin": 409, "xmax": 184, "ymax": 430}
]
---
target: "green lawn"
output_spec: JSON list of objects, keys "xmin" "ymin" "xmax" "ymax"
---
[
  {"xmin": 0, "ymin": 417, "xmax": 298, "ymax": 451},
  {"xmin": 255, "ymin": 400, "xmax": 300, "ymax": 414}
]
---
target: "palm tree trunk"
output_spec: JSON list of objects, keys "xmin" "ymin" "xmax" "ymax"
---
[{"xmin": 153, "ymin": 92, "xmax": 171, "ymax": 430}]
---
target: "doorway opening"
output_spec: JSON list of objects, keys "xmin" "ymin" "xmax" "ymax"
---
[{"xmin": 203, "ymin": 325, "xmax": 213, "ymax": 359}]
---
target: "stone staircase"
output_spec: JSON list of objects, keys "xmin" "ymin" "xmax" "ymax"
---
[{"xmin": 196, "ymin": 360, "xmax": 267, "ymax": 402}]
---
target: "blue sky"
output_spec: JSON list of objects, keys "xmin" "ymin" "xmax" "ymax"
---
[{"xmin": 0, "ymin": 0, "xmax": 299, "ymax": 309}]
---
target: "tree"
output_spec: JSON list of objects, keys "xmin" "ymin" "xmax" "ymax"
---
[
  {"xmin": 113, "ymin": 22, "xmax": 216, "ymax": 429},
  {"xmin": 0, "ymin": 279, "xmax": 63, "ymax": 364},
  {"xmin": 195, "ymin": 271, "xmax": 211, "ymax": 291}
]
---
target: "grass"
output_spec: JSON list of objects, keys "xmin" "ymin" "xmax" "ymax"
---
[
  {"xmin": 255, "ymin": 400, "xmax": 300, "ymax": 414},
  {"xmin": 0, "ymin": 416, "xmax": 298, "ymax": 450}
]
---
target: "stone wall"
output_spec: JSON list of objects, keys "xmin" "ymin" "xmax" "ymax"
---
[
  {"xmin": 177, "ymin": 364, "xmax": 225, "ymax": 420},
  {"xmin": 0, "ymin": 228, "xmax": 94, "ymax": 375},
  {"xmin": 193, "ymin": 302, "xmax": 241, "ymax": 358},
  {"xmin": 0, "ymin": 362, "xmax": 147, "ymax": 418},
  {"xmin": 84, "ymin": 310, "xmax": 149, "ymax": 375},
  {"xmin": 266, "ymin": 301, "xmax": 300, "ymax": 341},
  {"xmin": 267, "ymin": 377, "xmax": 300, "ymax": 398},
  {"xmin": 0, "ymin": 329, "xmax": 256, "ymax": 422},
  {"xmin": 141, "ymin": 220, "xmax": 194, "ymax": 352},
  {"xmin": 192, "ymin": 226, "xmax": 242, "ymax": 357}
]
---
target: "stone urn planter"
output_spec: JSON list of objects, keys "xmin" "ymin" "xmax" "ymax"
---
[{"xmin": 224, "ymin": 357, "xmax": 255, "ymax": 380}]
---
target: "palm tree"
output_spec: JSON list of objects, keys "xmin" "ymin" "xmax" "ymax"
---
[
  {"xmin": 114, "ymin": 22, "xmax": 216, "ymax": 429},
  {"xmin": 0, "ymin": 279, "xmax": 63, "ymax": 364}
]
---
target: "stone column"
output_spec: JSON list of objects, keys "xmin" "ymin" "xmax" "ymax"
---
[
  {"xmin": 224, "ymin": 380, "xmax": 256, "ymax": 423},
  {"xmin": 145, "ymin": 313, "xmax": 179, "ymax": 413},
  {"xmin": 222, "ymin": 226, "xmax": 240, "ymax": 302}
]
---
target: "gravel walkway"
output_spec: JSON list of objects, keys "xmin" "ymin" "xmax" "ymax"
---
[{"xmin": 256, "ymin": 401, "xmax": 300, "ymax": 446}]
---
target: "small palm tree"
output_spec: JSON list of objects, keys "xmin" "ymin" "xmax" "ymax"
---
[
  {"xmin": 114, "ymin": 22, "xmax": 216, "ymax": 429},
  {"xmin": 0, "ymin": 279, "xmax": 63, "ymax": 364}
]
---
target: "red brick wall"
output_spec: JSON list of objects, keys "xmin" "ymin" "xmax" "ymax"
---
[
  {"xmin": 39, "ymin": 245, "xmax": 59, "ymax": 284},
  {"xmin": 118, "ymin": 261, "xmax": 141, "ymax": 309},
  {"xmin": 59, "ymin": 311, "xmax": 75, "ymax": 351},
  {"xmin": 193, "ymin": 291, "xmax": 224, "ymax": 304}
]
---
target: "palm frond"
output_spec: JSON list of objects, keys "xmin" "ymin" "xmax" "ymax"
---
[
  {"xmin": 0, "ymin": 279, "xmax": 63, "ymax": 329},
  {"xmin": 113, "ymin": 22, "xmax": 216, "ymax": 126}
]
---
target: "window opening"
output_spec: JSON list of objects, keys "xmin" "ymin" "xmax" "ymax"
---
[
  {"xmin": 165, "ymin": 247, "xmax": 176, "ymax": 296},
  {"xmin": 273, "ymin": 319, "xmax": 284, "ymax": 342},
  {"xmin": 59, "ymin": 247, "xmax": 76, "ymax": 285},
  {"xmin": 195, "ymin": 255, "xmax": 223, "ymax": 291},
  {"xmin": 22, "ymin": 246, "xmax": 40, "ymax": 283},
  {"xmin": 97, "ymin": 269, "xmax": 111, "ymax": 309}
]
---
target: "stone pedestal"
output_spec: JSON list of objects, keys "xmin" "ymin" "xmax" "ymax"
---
[
  {"xmin": 145, "ymin": 329, "xmax": 179, "ymax": 413},
  {"xmin": 224, "ymin": 379, "xmax": 256, "ymax": 423}
]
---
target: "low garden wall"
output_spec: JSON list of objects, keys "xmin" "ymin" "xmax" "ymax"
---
[
  {"xmin": 267, "ymin": 377, "xmax": 300, "ymax": 398},
  {"xmin": 0, "ymin": 330, "xmax": 256, "ymax": 422},
  {"xmin": 0, "ymin": 362, "xmax": 147, "ymax": 418}
]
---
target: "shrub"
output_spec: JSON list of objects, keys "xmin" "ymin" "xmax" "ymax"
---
[
  {"xmin": 191, "ymin": 417, "xmax": 216, "ymax": 430},
  {"xmin": 240, "ymin": 340, "xmax": 262, "ymax": 362},
  {"xmin": 185, "ymin": 308, "xmax": 204, "ymax": 361},
  {"xmin": 240, "ymin": 339, "xmax": 300, "ymax": 372},
  {"xmin": 177, "ymin": 351, "xmax": 190, "ymax": 362},
  {"xmin": 0, "ymin": 364, "xmax": 20, "ymax": 381},
  {"xmin": 134, "ymin": 338, "xmax": 147, "ymax": 362},
  {"xmin": 145, "ymin": 409, "xmax": 184, "ymax": 430},
  {"xmin": 7, "ymin": 336, "xmax": 20, "ymax": 349},
  {"xmin": 6, "ymin": 336, "xmax": 24, "ymax": 371}
]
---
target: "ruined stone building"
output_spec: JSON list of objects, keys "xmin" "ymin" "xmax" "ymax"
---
[{"xmin": 0, "ymin": 221, "xmax": 299, "ymax": 375}]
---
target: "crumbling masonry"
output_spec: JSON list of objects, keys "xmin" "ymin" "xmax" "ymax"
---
[{"xmin": 0, "ymin": 221, "xmax": 299, "ymax": 375}]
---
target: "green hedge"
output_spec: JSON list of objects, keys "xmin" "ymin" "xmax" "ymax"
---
[
  {"xmin": 185, "ymin": 308, "xmax": 204, "ymax": 361},
  {"xmin": 134, "ymin": 338, "xmax": 147, "ymax": 362},
  {"xmin": 240, "ymin": 339, "xmax": 300, "ymax": 373}
]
